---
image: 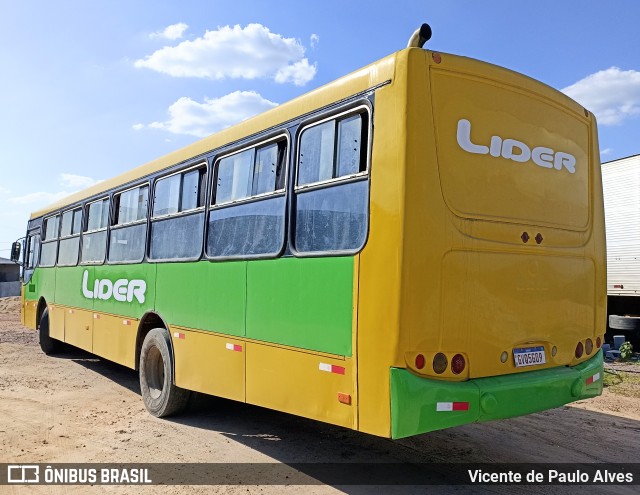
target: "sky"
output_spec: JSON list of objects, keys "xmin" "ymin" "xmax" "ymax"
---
[{"xmin": 1, "ymin": 0, "xmax": 640, "ymax": 254}]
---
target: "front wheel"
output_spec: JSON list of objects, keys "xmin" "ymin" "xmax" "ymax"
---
[
  {"xmin": 39, "ymin": 308, "xmax": 61, "ymax": 355},
  {"xmin": 139, "ymin": 328, "xmax": 190, "ymax": 417}
]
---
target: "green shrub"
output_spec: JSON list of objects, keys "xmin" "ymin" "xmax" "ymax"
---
[{"xmin": 619, "ymin": 341, "xmax": 634, "ymax": 360}]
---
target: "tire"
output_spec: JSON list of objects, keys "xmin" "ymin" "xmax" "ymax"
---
[
  {"xmin": 39, "ymin": 308, "xmax": 61, "ymax": 355},
  {"xmin": 609, "ymin": 314, "xmax": 640, "ymax": 331},
  {"xmin": 139, "ymin": 328, "xmax": 190, "ymax": 418}
]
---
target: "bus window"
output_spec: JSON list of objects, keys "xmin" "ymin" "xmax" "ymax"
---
[
  {"xmin": 58, "ymin": 207, "xmax": 82, "ymax": 266},
  {"xmin": 294, "ymin": 109, "xmax": 369, "ymax": 254},
  {"xmin": 208, "ymin": 138, "xmax": 287, "ymax": 259},
  {"xmin": 39, "ymin": 214, "xmax": 60, "ymax": 267},
  {"xmin": 215, "ymin": 149, "xmax": 253, "ymax": 204},
  {"xmin": 149, "ymin": 165, "xmax": 206, "ymax": 261},
  {"xmin": 81, "ymin": 197, "xmax": 109, "ymax": 264},
  {"xmin": 109, "ymin": 185, "xmax": 148, "ymax": 263},
  {"xmin": 25, "ymin": 233, "xmax": 40, "ymax": 269}
]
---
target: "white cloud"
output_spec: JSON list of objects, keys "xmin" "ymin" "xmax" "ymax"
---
[
  {"xmin": 310, "ymin": 33, "xmax": 319, "ymax": 48},
  {"xmin": 600, "ymin": 148, "xmax": 612, "ymax": 156},
  {"xmin": 274, "ymin": 59, "xmax": 317, "ymax": 86},
  {"xmin": 132, "ymin": 123, "xmax": 144, "ymax": 131},
  {"xmin": 59, "ymin": 173, "xmax": 101, "ymax": 189},
  {"xmin": 0, "ymin": 186, "xmax": 11, "ymax": 195},
  {"xmin": 150, "ymin": 22, "xmax": 188, "ymax": 40},
  {"xmin": 146, "ymin": 91, "xmax": 278, "ymax": 137},
  {"xmin": 9, "ymin": 174, "xmax": 101, "ymax": 207},
  {"xmin": 134, "ymin": 23, "xmax": 317, "ymax": 86},
  {"xmin": 9, "ymin": 191, "xmax": 70, "ymax": 206},
  {"xmin": 562, "ymin": 67, "xmax": 640, "ymax": 126}
]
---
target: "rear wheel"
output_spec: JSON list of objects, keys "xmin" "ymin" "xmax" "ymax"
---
[
  {"xmin": 39, "ymin": 308, "xmax": 61, "ymax": 355},
  {"xmin": 139, "ymin": 328, "xmax": 190, "ymax": 417}
]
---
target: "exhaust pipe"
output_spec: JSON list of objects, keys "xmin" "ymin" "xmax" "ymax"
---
[{"xmin": 407, "ymin": 23, "xmax": 432, "ymax": 48}]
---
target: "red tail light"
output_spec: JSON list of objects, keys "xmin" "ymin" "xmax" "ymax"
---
[
  {"xmin": 415, "ymin": 354, "xmax": 426, "ymax": 370},
  {"xmin": 451, "ymin": 354, "xmax": 466, "ymax": 375},
  {"xmin": 575, "ymin": 342, "xmax": 584, "ymax": 359},
  {"xmin": 596, "ymin": 336, "xmax": 602, "ymax": 348}
]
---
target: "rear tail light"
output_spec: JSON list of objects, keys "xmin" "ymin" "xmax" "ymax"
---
[
  {"xmin": 415, "ymin": 354, "xmax": 426, "ymax": 370},
  {"xmin": 585, "ymin": 338, "xmax": 593, "ymax": 355},
  {"xmin": 596, "ymin": 336, "xmax": 602, "ymax": 348},
  {"xmin": 451, "ymin": 354, "xmax": 466, "ymax": 375},
  {"xmin": 575, "ymin": 341, "xmax": 584, "ymax": 359},
  {"xmin": 433, "ymin": 353, "xmax": 447, "ymax": 374}
]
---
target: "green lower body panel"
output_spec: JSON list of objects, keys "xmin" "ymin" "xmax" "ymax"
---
[{"xmin": 390, "ymin": 350, "xmax": 603, "ymax": 439}]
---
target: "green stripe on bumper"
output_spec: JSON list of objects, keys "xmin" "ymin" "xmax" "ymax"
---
[{"xmin": 390, "ymin": 350, "xmax": 603, "ymax": 439}]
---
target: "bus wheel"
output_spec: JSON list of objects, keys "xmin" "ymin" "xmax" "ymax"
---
[
  {"xmin": 139, "ymin": 328, "xmax": 190, "ymax": 418},
  {"xmin": 39, "ymin": 307, "xmax": 61, "ymax": 355}
]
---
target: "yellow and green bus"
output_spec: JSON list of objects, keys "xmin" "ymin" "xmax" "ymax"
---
[{"xmin": 13, "ymin": 26, "xmax": 605, "ymax": 439}]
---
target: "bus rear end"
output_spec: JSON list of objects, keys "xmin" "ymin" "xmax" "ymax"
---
[{"xmin": 386, "ymin": 49, "xmax": 605, "ymax": 438}]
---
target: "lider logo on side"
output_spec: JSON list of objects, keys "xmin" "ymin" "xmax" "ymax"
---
[
  {"xmin": 82, "ymin": 270, "xmax": 146, "ymax": 304},
  {"xmin": 456, "ymin": 119, "xmax": 576, "ymax": 174}
]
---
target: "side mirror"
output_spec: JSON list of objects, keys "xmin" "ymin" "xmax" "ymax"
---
[{"xmin": 10, "ymin": 241, "xmax": 21, "ymax": 263}]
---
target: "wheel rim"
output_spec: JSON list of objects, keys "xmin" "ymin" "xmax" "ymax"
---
[{"xmin": 146, "ymin": 346, "xmax": 165, "ymax": 400}]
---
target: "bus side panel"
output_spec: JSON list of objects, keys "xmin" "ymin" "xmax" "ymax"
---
[
  {"xmin": 31, "ymin": 267, "xmax": 56, "ymax": 307},
  {"xmin": 90, "ymin": 264, "xmax": 156, "ymax": 319},
  {"xmin": 246, "ymin": 343, "xmax": 354, "ymax": 429},
  {"xmin": 246, "ymin": 257, "xmax": 353, "ymax": 356},
  {"xmin": 93, "ymin": 313, "xmax": 137, "ymax": 368},
  {"xmin": 48, "ymin": 303, "xmax": 65, "ymax": 341},
  {"xmin": 23, "ymin": 269, "xmax": 41, "ymax": 329},
  {"xmin": 155, "ymin": 261, "xmax": 246, "ymax": 337},
  {"xmin": 23, "ymin": 298, "xmax": 37, "ymax": 330},
  {"xmin": 63, "ymin": 307, "xmax": 93, "ymax": 352},
  {"xmin": 172, "ymin": 327, "xmax": 245, "ymax": 402},
  {"xmin": 55, "ymin": 266, "xmax": 95, "ymax": 309}
]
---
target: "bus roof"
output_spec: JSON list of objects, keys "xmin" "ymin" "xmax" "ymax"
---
[{"xmin": 30, "ymin": 51, "xmax": 398, "ymax": 220}]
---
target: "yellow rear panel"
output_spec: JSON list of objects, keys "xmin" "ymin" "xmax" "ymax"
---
[{"xmin": 431, "ymin": 68, "xmax": 590, "ymax": 230}]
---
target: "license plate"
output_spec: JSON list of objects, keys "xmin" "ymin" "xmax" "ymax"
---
[{"xmin": 513, "ymin": 346, "xmax": 546, "ymax": 367}]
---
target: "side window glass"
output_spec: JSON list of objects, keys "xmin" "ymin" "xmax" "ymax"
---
[
  {"xmin": 43, "ymin": 215, "xmax": 59, "ymax": 242},
  {"xmin": 81, "ymin": 198, "xmax": 109, "ymax": 264},
  {"xmin": 60, "ymin": 210, "xmax": 74, "ymax": 237},
  {"xmin": 298, "ymin": 122, "xmax": 335, "ymax": 185},
  {"xmin": 215, "ymin": 149, "xmax": 253, "ymax": 204},
  {"xmin": 336, "ymin": 114, "xmax": 363, "ymax": 177},
  {"xmin": 115, "ymin": 186, "xmax": 148, "ymax": 225},
  {"xmin": 86, "ymin": 198, "xmax": 109, "ymax": 231},
  {"xmin": 294, "ymin": 110, "xmax": 369, "ymax": 254},
  {"xmin": 208, "ymin": 138, "xmax": 287, "ymax": 258},
  {"xmin": 153, "ymin": 174, "xmax": 181, "ymax": 217},
  {"xmin": 58, "ymin": 207, "xmax": 82, "ymax": 266},
  {"xmin": 109, "ymin": 185, "xmax": 148, "ymax": 263},
  {"xmin": 22, "ymin": 233, "xmax": 40, "ymax": 283},
  {"xmin": 26, "ymin": 234, "xmax": 40, "ymax": 269},
  {"xmin": 149, "ymin": 165, "xmax": 207, "ymax": 261},
  {"xmin": 40, "ymin": 214, "xmax": 60, "ymax": 267},
  {"xmin": 253, "ymin": 143, "xmax": 280, "ymax": 196}
]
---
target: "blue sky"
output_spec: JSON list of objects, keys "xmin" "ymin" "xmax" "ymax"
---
[{"xmin": 1, "ymin": 0, "xmax": 640, "ymax": 252}]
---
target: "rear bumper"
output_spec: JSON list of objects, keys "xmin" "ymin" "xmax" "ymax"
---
[{"xmin": 390, "ymin": 350, "xmax": 603, "ymax": 439}]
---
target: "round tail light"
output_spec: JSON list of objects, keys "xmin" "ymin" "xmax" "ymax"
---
[
  {"xmin": 596, "ymin": 336, "xmax": 602, "ymax": 348},
  {"xmin": 575, "ymin": 341, "xmax": 584, "ymax": 359},
  {"xmin": 585, "ymin": 338, "xmax": 593, "ymax": 355},
  {"xmin": 451, "ymin": 354, "xmax": 466, "ymax": 375},
  {"xmin": 433, "ymin": 353, "xmax": 447, "ymax": 374},
  {"xmin": 415, "ymin": 354, "xmax": 426, "ymax": 370}
]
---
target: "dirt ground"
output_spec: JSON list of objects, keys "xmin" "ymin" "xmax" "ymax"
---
[{"xmin": 1, "ymin": 296, "xmax": 639, "ymax": 495}]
